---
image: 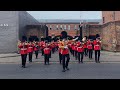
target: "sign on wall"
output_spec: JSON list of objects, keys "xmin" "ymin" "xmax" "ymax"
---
[{"xmin": 0, "ymin": 24, "xmax": 9, "ymax": 26}]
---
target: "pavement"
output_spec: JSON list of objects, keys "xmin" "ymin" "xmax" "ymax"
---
[
  {"xmin": 0, "ymin": 51, "xmax": 120, "ymax": 79},
  {"xmin": 0, "ymin": 50, "xmax": 120, "ymax": 63},
  {"xmin": 0, "ymin": 63, "xmax": 120, "ymax": 79}
]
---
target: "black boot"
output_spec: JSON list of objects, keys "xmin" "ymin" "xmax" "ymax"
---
[{"xmin": 62, "ymin": 69, "xmax": 66, "ymax": 72}]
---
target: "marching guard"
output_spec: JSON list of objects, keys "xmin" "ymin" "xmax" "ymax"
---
[
  {"xmin": 87, "ymin": 39, "xmax": 93, "ymax": 59},
  {"xmin": 44, "ymin": 43, "xmax": 51, "ymax": 65},
  {"xmin": 34, "ymin": 41, "xmax": 39, "ymax": 59},
  {"xmin": 28, "ymin": 39, "xmax": 34, "ymax": 62},
  {"xmin": 77, "ymin": 42, "xmax": 84, "ymax": 63},
  {"xmin": 60, "ymin": 39, "xmax": 70, "ymax": 72},
  {"xmin": 94, "ymin": 38, "xmax": 101, "ymax": 63},
  {"xmin": 58, "ymin": 40, "xmax": 63, "ymax": 64},
  {"xmin": 18, "ymin": 39, "xmax": 28, "ymax": 68},
  {"xmin": 39, "ymin": 40, "xmax": 45, "ymax": 56}
]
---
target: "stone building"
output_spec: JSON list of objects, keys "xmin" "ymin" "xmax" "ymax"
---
[
  {"xmin": 0, "ymin": 11, "xmax": 47, "ymax": 53},
  {"xmin": 38, "ymin": 19, "xmax": 101, "ymax": 37}
]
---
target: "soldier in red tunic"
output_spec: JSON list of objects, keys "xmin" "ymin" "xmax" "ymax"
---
[
  {"xmin": 28, "ymin": 39, "xmax": 34, "ymax": 62},
  {"xmin": 18, "ymin": 40, "xmax": 28, "ymax": 68},
  {"xmin": 83, "ymin": 41, "xmax": 88, "ymax": 56},
  {"xmin": 58, "ymin": 40, "xmax": 63, "ymax": 64},
  {"xmin": 94, "ymin": 38, "xmax": 101, "ymax": 63},
  {"xmin": 77, "ymin": 42, "xmax": 84, "ymax": 63},
  {"xmin": 59, "ymin": 39, "xmax": 70, "ymax": 72},
  {"xmin": 74, "ymin": 42, "xmax": 78, "ymax": 60},
  {"xmin": 87, "ymin": 39, "xmax": 93, "ymax": 59},
  {"xmin": 33, "ymin": 41, "xmax": 39, "ymax": 59},
  {"xmin": 71, "ymin": 43, "xmax": 75, "ymax": 57},
  {"xmin": 40, "ymin": 40, "xmax": 45, "ymax": 56},
  {"xmin": 44, "ymin": 43, "xmax": 51, "ymax": 65}
]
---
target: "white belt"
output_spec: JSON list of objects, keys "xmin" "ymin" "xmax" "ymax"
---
[
  {"xmin": 29, "ymin": 47, "xmax": 33, "ymax": 48},
  {"xmin": 21, "ymin": 48, "xmax": 27, "ymax": 50}
]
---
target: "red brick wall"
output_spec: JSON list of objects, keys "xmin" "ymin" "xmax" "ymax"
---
[
  {"xmin": 26, "ymin": 28, "xmax": 46, "ymax": 39},
  {"xmin": 81, "ymin": 21, "xmax": 120, "ymax": 51},
  {"xmin": 102, "ymin": 11, "xmax": 120, "ymax": 24},
  {"xmin": 102, "ymin": 11, "xmax": 114, "ymax": 24},
  {"xmin": 47, "ymin": 23, "xmax": 79, "ymax": 37}
]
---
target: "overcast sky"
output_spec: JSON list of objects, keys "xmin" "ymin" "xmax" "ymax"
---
[{"xmin": 27, "ymin": 11, "xmax": 102, "ymax": 20}]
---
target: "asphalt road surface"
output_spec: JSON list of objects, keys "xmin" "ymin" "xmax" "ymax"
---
[
  {"xmin": 0, "ymin": 63, "xmax": 120, "ymax": 79},
  {"xmin": 0, "ymin": 51, "xmax": 120, "ymax": 79}
]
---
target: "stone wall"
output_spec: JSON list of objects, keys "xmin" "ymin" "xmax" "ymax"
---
[
  {"xmin": 0, "ymin": 11, "xmax": 19, "ymax": 53},
  {"xmin": 82, "ymin": 20, "xmax": 120, "ymax": 52}
]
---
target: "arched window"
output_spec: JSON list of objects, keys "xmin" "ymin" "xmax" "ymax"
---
[
  {"xmin": 56, "ymin": 25, "xmax": 58, "ymax": 30},
  {"xmin": 50, "ymin": 25, "xmax": 52, "ymax": 30},
  {"xmin": 68, "ymin": 25, "xmax": 70, "ymax": 30},
  {"xmin": 74, "ymin": 25, "xmax": 77, "ymax": 30},
  {"xmin": 64, "ymin": 25, "xmax": 66, "ymax": 30},
  {"xmin": 60, "ymin": 25, "xmax": 63, "ymax": 30}
]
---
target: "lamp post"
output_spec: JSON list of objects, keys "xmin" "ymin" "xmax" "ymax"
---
[{"xmin": 79, "ymin": 11, "xmax": 82, "ymax": 40}]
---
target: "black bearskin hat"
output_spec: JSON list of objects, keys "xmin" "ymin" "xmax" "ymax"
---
[
  {"xmin": 41, "ymin": 38, "xmax": 44, "ymax": 41},
  {"xmin": 45, "ymin": 36, "xmax": 51, "ymax": 42},
  {"xmin": 35, "ymin": 38, "xmax": 39, "ymax": 41},
  {"xmin": 61, "ymin": 31, "xmax": 67, "ymax": 39},
  {"xmin": 96, "ymin": 34, "xmax": 100, "ymax": 39},
  {"xmin": 22, "ymin": 36, "xmax": 27, "ymax": 42},
  {"xmin": 29, "ymin": 37, "xmax": 33, "ymax": 42}
]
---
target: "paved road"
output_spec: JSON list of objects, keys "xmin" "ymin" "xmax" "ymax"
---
[
  {"xmin": 0, "ymin": 51, "xmax": 120, "ymax": 63},
  {"xmin": 0, "ymin": 63, "xmax": 120, "ymax": 79},
  {"xmin": 0, "ymin": 51, "xmax": 120, "ymax": 79}
]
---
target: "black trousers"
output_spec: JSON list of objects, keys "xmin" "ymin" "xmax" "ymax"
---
[
  {"xmin": 29, "ymin": 52, "xmax": 33, "ymax": 62},
  {"xmin": 88, "ymin": 49, "xmax": 93, "ymax": 59},
  {"xmin": 59, "ymin": 53, "xmax": 62, "ymax": 64},
  {"xmin": 52, "ymin": 48, "xmax": 55, "ymax": 54},
  {"xmin": 84, "ymin": 48, "xmax": 88, "ymax": 56},
  {"xmin": 21, "ymin": 54, "xmax": 27, "ymax": 66},
  {"xmin": 49, "ymin": 51, "xmax": 51, "ymax": 58},
  {"xmin": 69, "ymin": 48, "xmax": 72, "ymax": 54},
  {"xmin": 78, "ymin": 52, "xmax": 84, "ymax": 63},
  {"xmin": 62, "ymin": 54, "xmax": 70, "ymax": 70},
  {"xmin": 95, "ymin": 50, "xmax": 100, "ymax": 62},
  {"xmin": 35, "ymin": 50, "xmax": 39, "ymax": 59},
  {"xmin": 41, "ymin": 49, "xmax": 44, "ymax": 56},
  {"xmin": 72, "ymin": 50, "xmax": 75, "ymax": 57},
  {"xmin": 56, "ymin": 46, "xmax": 58, "ymax": 51},
  {"xmin": 75, "ymin": 51, "xmax": 78, "ymax": 60},
  {"xmin": 44, "ymin": 54, "xmax": 50, "ymax": 64}
]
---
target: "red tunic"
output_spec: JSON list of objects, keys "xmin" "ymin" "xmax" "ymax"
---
[
  {"xmin": 77, "ymin": 46, "xmax": 84, "ymax": 52},
  {"xmin": 61, "ymin": 48, "xmax": 69, "ymax": 55},
  {"xmin": 39, "ymin": 41, "xmax": 45, "ymax": 50},
  {"xmin": 27, "ymin": 44, "xmax": 34, "ymax": 53},
  {"xmin": 77, "ymin": 41, "xmax": 81, "ymax": 46},
  {"xmin": 18, "ymin": 44, "xmax": 28, "ymax": 55},
  {"xmin": 34, "ymin": 45, "xmax": 39, "ymax": 51},
  {"xmin": 72, "ymin": 45, "xmax": 75, "ymax": 50},
  {"xmin": 87, "ymin": 44, "xmax": 93, "ymax": 50},
  {"xmin": 94, "ymin": 45, "xmax": 100, "ymax": 50},
  {"xmin": 59, "ymin": 48, "xmax": 62, "ymax": 54},
  {"xmin": 83, "ymin": 43, "xmax": 87, "ymax": 48},
  {"xmin": 68, "ymin": 44, "xmax": 72, "ymax": 48},
  {"xmin": 93, "ymin": 40, "xmax": 97, "ymax": 45},
  {"xmin": 74, "ymin": 46, "xmax": 78, "ymax": 51},
  {"xmin": 87, "ymin": 40, "xmax": 90, "ymax": 45},
  {"xmin": 44, "ymin": 48, "xmax": 51, "ymax": 54}
]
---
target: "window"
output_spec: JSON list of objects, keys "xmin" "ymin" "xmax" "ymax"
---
[
  {"xmin": 103, "ymin": 17, "xmax": 105, "ymax": 23},
  {"xmin": 60, "ymin": 25, "xmax": 63, "ymax": 30},
  {"xmin": 56, "ymin": 25, "xmax": 58, "ymax": 30},
  {"xmin": 74, "ymin": 25, "xmax": 77, "ymax": 30},
  {"xmin": 68, "ymin": 25, "xmax": 70, "ymax": 30},
  {"xmin": 50, "ymin": 25, "xmax": 52, "ymax": 30},
  {"xmin": 64, "ymin": 25, "xmax": 66, "ymax": 30}
]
